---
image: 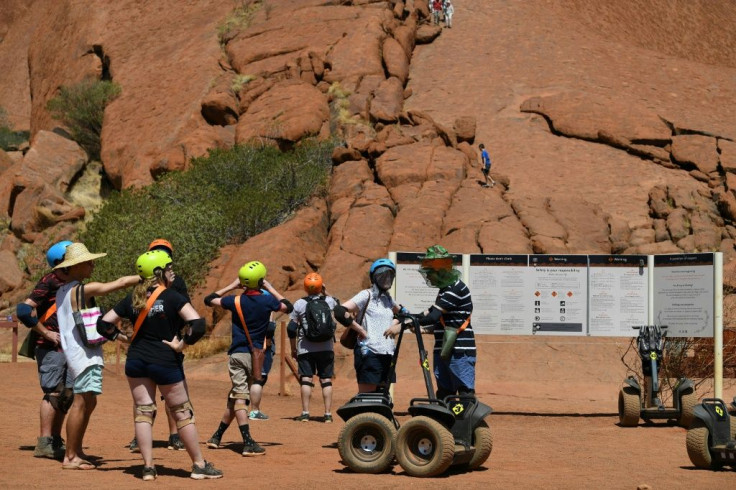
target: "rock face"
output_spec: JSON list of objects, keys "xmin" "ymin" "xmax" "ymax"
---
[{"xmin": 2, "ymin": 0, "xmax": 736, "ymax": 317}]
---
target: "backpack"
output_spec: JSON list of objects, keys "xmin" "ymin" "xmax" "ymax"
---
[{"xmin": 302, "ymin": 296, "xmax": 336, "ymax": 342}]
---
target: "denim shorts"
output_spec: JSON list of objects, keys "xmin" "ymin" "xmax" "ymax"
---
[
  {"xmin": 125, "ymin": 358, "xmax": 185, "ymax": 386},
  {"xmin": 354, "ymin": 349, "xmax": 395, "ymax": 385},
  {"xmin": 73, "ymin": 364, "xmax": 103, "ymax": 395},
  {"xmin": 433, "ymin": 352, "xmax": 475, "ymax": 393}
]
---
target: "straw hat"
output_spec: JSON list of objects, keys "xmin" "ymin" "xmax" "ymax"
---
[{"xmin": 53, "ymin": 243, "xmax": 107, "ymax": 270}]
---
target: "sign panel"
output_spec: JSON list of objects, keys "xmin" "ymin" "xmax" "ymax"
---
[
  {"xmin": 529, "ymin": 255, "xmax": 588, "ymax": 335},
  {"xmin": 394, "ymin": 252, "xmax": 462, "ymax": 313},
  {"xmin": 468, "ymin": 254, "xmax": 532, "ymax": 335},
  {"xmin": 588, "ymin": 255, "xmax": 648, "ymax": 336},
  {"xmin": 653, "ymin": 253, "xmax": 714, "ymax": 338}
]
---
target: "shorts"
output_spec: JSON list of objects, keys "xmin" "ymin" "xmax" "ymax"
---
[
  {"xmin": 36, "ymin": 348, "xmax": 69, "ymax": 393},
  {"xmin": 73, "ymin": 365, "xmax": 103, "ymax": 395},
  {"xmin": 482, "ymin": 166, "xmax": 490, "ymax": 175},
  {"xmin": 298, "ymin": 351, "xmax": 335, "ymax": 379},
  {"xmin": 125, "ymin": 358, "xmax": 185, "ymax": 385},
  {"xmin": 434, "ymin": 352, "xmax": 475, "ymax": 393},
  {"xmin": 228, "ymin": 352, "xmax": 252, "ymax": 400},
  {"xmin": 354, "ymin": 349, "xmax": 395, "ymax": 386}
]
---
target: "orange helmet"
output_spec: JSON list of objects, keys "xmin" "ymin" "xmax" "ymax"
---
[
  {"xmin": 303, "ymin": 273, "xmax": 323, "ymax": 295},
  {"xmin": 148, "ymin": 239, "xmax": 173, "ymax": 256}
]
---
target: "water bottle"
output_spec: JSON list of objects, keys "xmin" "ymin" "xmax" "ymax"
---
[{"xmin": 359, "ymin": 340, "xmax": 368, "ymax": 356}]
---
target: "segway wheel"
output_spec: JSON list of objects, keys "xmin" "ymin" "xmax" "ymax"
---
[
  {"xmin": 685, "ymin": 418, "xmax": 712, "ymax": 469},
  {"xmin": 466, "ymin": 420, "xmax": 493, "ymax": 470},
  {"xmin": 618, "ymin": 386, "xmax": 640, "ymax": 427},
  {"xmin": 677, "ymin": 389, "xmax": 697, "ymax": 428},
  {"xmin": 395, "ymin": 416, "xmax": 455, "ymax": 477},
  {"xmin": 337, "ymin": 413, "xmax": 397, "ymax": 474}
]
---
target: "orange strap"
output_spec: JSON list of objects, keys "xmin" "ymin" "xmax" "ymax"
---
[
  {"xmin": 130, "ymin": 285, "xmax": 166, "ymax": 342},
  {"xmin": 440, "ymin": 314, "xmax": 471, "ymax": 333},
  {"xmin": 233, "ymin": 295, "xmax": 255, "ymax": 350},
  {"xmin": 39, "ymin": 303, "xmax": 57, "ymax": 324}
]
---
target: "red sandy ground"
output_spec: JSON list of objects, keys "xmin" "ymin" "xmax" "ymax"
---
[{"xmin": 2, "ymin": 335, "xmax": 735, "ymax": 489}]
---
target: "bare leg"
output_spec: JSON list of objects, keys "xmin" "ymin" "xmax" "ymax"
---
[
  {"xmin": 160, "ymin": 382, "xmax": 206, "ymax": 466},
  {"xmin": 63, "ymin": 392, "xmax": 96, "ymax": 468},
  {"xmin": 250, "ymin": 383, "xmax": 263, "ymax": 413},
  {"xmin": 320, "ymin": 378, "xmax": 332, "ymax": 414},
  {"xmin": 300, "ymin": 377, "xmax": 313, "ymax": 413},
  {"xmin": 128, "ymin": 377, "xmax": 157, "ymax": 467}
]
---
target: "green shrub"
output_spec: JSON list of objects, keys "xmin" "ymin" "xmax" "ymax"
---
[
  {"xmin": 46, "ymin": 79, "xmax": 121, "ymax": 160},
  {"xmin": 81, "ymin": 139, "xmax": 335, "ymax": 308},
  {"xmin": 0, "ymin": 107, "xmax": 29, "ymax": 151}
]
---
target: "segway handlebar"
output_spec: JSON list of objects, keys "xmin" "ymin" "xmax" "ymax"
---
[{"xmin": 631, "ymin": 325, "xmax": 668, "ymax": 330}]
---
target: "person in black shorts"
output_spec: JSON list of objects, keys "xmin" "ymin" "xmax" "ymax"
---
[
  {"xmin": 97, "ymin": 250, "xmax": 222, "ymax": 481},
  {"xmin": 288, "ymin": 273, "xmax": 338, "ymax": 423},
  {"xmin": 128, "ymin": 239, "xmax": 190, "ymax": 453}
]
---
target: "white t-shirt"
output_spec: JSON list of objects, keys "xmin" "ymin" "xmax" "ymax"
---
[
  {"xmin": 57, "ymin": 281, "xmax": 104, "ymax": 379},
  {"xmin": 350, "ymin": 285, "xmax": 396, "ymax": 356},
  {"xmin": 290, "ymin": 295, "xmax": 337, "ymax": 355}
]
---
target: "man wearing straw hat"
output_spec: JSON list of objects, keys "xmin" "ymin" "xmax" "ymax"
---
[{"xmin": 54, "ymin": 243, "xmax": 141, "ymax": 470}]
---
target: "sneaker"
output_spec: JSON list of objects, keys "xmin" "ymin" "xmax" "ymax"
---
[
  {"xmin": 296, "ymin": 412, "xmax": 310, "ymax": 422},
  {"xmin": 242, "ymin": 440, "xmax": 266, "ymax": 457},
  {"xmin": 168, "ymin": 434, "xmax": 185, "ymax": 450},
  {"xmin": 190, "ymin": 460, "xmax": 223, "ymax": 480},
  {"xmin": 249, "ymin": 410, "xmax": 269, "ymax": 421},
  {"xmin": 482, "ymin": 184, "xmax": 490, "ymax": 188},
  {"xmin": 142, "ymin": 466, "xmax": 157, "ymax": 481},
  {"xmin": 129, "ymin": 437, "xmax": 140, "ymax": 453},
  {"xmin": 324, "ymin": 414, "xmax": 333, "ymax": 424},
  {"xmin": 206, "ymin": 436, "xmax": 221, "ymax": 449}
]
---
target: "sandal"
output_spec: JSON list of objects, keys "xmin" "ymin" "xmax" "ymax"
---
[{"xmin": 62, "ymin": 459, "xmax": 96, "ymax": 470}]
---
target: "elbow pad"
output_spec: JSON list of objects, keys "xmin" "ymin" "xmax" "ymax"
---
[
  {"xmin": 204, "ymin": 292, "xmax": 220, "ymax": 307},
  {"xmin": 333, "ymin": 305, "xmax": 353, "ymax": 327},
  {"xmin": 287, "ymin": 320, "xmax": 299, "ymax": 339},
  {"xmin": 96, "ymin": 317, "xmax": 120, "ymax": 341},
  {"xmin": 183, "ymin": 318, "xmax": 206, "ymax": 345},
  {"xmin": 418, "ymin": 306, "xmax": 443, "ymax": 326},
  {"xmin": 16, "ymin": 303, "xmax": 38, "ymax": 328},
  {"xmin": 280, "ymin": 298, "xmax": 294, "ymax": 314}
]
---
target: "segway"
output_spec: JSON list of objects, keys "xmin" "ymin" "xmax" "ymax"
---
[
  {"xmin": 336, "ymin": 321, "xmax": 409, "ymax": 473},
  {"xmin": 618, "ymin": 325, "xmax": 696, "ymax": 427},
  {"xmin": 393, "ymin": 313, "xmax": 492, "ymax": 477},
  {"xmin": 686, "ymin": 397, "xmax": 736, "ymax": 469}
]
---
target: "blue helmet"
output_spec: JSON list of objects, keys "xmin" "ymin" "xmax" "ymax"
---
[
  {"xmin": 370, "ymin": 258, "xmax": 395, "ymax": 276},
  {"xmin": 46, "ymin": 240, "xmax": 73, "ymax": 268}
]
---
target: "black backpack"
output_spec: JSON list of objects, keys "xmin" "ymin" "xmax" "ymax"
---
[{"xmin": 302, "ymin": 296, "xmax": 336, "ymax": 342}]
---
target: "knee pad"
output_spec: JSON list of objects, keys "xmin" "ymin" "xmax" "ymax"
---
[
  {"xmin": 169, "ymin": 400, "xmax": 195, "ymax": 429},
  {"xmin": 319, "ymin": 380, "xmax": 332, "ymax": 389},
  {"xmin": 300, "ymin": 379, "xmax": 315, "ymax": 388},
  {"xmin": 252, "ymin": 376, "xmax": 267, "ymax": 387},
  {"xmin": 134, "ymin": 403, "xmax": 158, "ymax": 425}
]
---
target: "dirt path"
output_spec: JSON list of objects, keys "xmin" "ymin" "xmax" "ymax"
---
[{"xmin": 2, "ymin": 340, "xmax": 735, "ymax": 488}]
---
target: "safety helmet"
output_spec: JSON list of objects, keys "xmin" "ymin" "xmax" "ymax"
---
[
  {"xmin": 148, "ymin": 238, "xmax": 173, "ymax": 257},
  {"xmin": 46, "ymin": 240, "xmax": 73, "ymax": 268},
  {"xmin": 136, "ymin": 250, "xmax": 173, "ymax": 279},
  {"xmin": 370, "ymin": 258, "xmax": 396, "ymax": 291},
  {"xmin": 304, "ymin": 272, "xmax": 324, "ymax": 295},
  {"xmin": 370, "ymin": 258, "xmax": 396, "ymax": 277},
  {"xmin": 239, "ymin": 261, "xmax": 267, "ymax": 289}
]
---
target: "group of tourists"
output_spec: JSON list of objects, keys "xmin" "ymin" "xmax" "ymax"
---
[
  {"xmin": 18, "ymin": 239, "xmax": 477, "ymax": 481},
  {"xmin": 429, "ymin": 0, "xmax": 455, "ymax": 28}
]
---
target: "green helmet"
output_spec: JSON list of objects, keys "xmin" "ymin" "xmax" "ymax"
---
[
  {"xmin": 136, "ymin": 250, "xmax": 172, "ymax": 279},
  {"xmin": 239, "ymin": 261, "xmax": 267, "ymax": 288},
  {"xmin": 419, "ymin": 244, "xmax": 459, "ymax": 288}
]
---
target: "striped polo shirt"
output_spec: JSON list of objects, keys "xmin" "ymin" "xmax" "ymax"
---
[{"xmin": 432, "ymin": 279, "xmax": 476, "ymax": 356}]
